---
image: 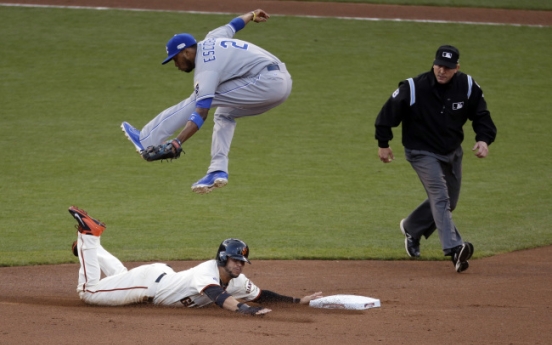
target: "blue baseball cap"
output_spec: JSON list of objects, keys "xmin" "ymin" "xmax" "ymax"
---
[{"xmin": 162, "ymin": 33, "xmax": 197, "ymax": 65}]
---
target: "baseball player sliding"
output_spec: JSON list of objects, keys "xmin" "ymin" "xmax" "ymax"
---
[
  {"xmin": 122, "ymin": 9, "xmax": 292, "ymax": 194},
  {"xmin": 69, "ymin": 206, "xmax": 322, "ymax": 315}
]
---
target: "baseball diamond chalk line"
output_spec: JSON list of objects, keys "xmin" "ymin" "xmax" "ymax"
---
[{"xmin": 0, "ymin": 3, "xmax": 547, "ymax": 27}]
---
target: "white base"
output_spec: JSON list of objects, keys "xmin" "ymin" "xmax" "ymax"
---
[{"xmin": 309, "ymin": 294, "xmax": 381, "ymax": 310}]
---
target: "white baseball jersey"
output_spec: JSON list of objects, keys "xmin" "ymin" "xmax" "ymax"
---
[
  {"xmin": 75, "ymin": 233, "xmax": 260, "ymax": 307},
  {"xmin": 153, "ymin": 260, "xmax": 260, "ymax": 307}
]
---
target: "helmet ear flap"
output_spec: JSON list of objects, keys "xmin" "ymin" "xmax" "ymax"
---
[{"xmin": 218, "ymin": 250, "xmax": 227, "ymax": 266}]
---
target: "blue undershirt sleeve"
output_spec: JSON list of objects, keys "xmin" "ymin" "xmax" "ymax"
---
[
  {"xmin": 196, "ymin": 97, "xmax": 213, "ymax": 109},
  {"xmin": 229, "ymin": 17, "xmax": 246, "ymax": 32}
]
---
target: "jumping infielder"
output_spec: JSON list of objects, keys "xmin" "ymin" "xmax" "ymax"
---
[
  {"xmin": 122, "ymin": 9, "xmax": 292, "ymax": 194},
  {"xmin": 68, "ymin": 206, "xmax": 321, "ymax": 314}
]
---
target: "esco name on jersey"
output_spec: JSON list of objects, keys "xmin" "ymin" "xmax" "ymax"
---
[{"xmin": 202, "ymin": 38, "xmax": 217, "ymax": 63}]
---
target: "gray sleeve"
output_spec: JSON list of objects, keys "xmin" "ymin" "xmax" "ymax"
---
[{"xmin": 205, "ymin": 24, "xmax": 236, "ymax": 39}]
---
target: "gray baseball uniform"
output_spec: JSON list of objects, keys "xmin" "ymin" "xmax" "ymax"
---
[{"xmin": 139, "ymin": 20, "xmax": 292, "ymax": 173}]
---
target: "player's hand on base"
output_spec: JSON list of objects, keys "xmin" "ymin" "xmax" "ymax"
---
[{"xmin": 299, "ymin": 291, "xmax": 324, "ymax": 305}]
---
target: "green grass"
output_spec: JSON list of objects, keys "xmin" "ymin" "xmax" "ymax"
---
[
  {"xmin": 285, "ymin": 0, "xmax": 552, "ymax": 11},
  {"xmin": 0, "ymin": 6, "xmax": 551, "ymax": 266}
]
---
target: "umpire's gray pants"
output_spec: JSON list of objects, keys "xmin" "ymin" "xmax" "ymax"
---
[{"xmin": 403, "ymin": 147, "xmax": 464, "ymax": 255}]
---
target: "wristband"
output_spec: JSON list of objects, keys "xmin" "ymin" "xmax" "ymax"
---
[
  {"xmin": 251, "ymin": 11, "xmax": 256, "ymax": 22},
  {"xmin": 236, "ymin": 303, "xmax": 264, "ymax": 315},
  {"xmin": 293, "ymin": 297, "xmax": 300, "ymax": 304},
  {"xmin": 171, "ymin": 138, "xmax": 181, "ymax": 147},
  {"xmin": 237, "ymin": 303, "xmax": 249, "ymax": 312},
  {"xmin": 189, "ymin": 112, "xmax": 204, "ymax": 129}
]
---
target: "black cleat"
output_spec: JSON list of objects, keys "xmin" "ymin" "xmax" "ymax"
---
[
  {"xmin": 68, "ymin": 206, "xmax": 106, "ymax": 237},
  {"xmin": 451, "ymin": 242, "xmax": 474, "ymax": 273},
  {"xmin": 400, "ymin": 219, "xmax": 420, "ymax": 258}
]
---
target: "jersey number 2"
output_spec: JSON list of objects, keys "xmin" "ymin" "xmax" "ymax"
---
[{"xmin": 220, "ymin": 41, "xmax": 249, "ymax": 50}]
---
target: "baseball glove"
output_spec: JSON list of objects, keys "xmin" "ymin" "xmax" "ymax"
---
[{"xmin": 141, "ymin": 139, "xmax": 184, "ymax": 162}]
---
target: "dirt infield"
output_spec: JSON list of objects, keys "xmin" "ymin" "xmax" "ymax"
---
[
  {"xmin": 2, "ymin": 247, "xmax": 552, "ymax": 344},
  {"xmin": 1, "ymin": 1, "xmax": 551, "ymax": 344},
  {"xmin": 2, "ymin": 0, "xmax": 551, "ymax": 26}
]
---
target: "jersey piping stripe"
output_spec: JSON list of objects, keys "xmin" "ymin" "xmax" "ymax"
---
[
  {"xmin": 407, "ymin": 78, "xmax": 415, "ymax": 106},
  {"xmin": 226, "ymin": 23, "xmax": 236, "ymax": 34},
  {"xmin": 141, "ymin": 75, "xmax": 259, "ymax": 142},
  {"xmin": 80, "ymin": 248, "xmax": 150, "ymax": 294},
  {"xmin": 216, "ymin": 75, "xmax": 261, "ymax": 96},
  {"xmin": 84, "ymin": 286, "xmax": 148, "ymax": 294},
  {"xmin": 467, "ymin": 75, "xmax": 473, "ymax": 99},
  {"xmin": 140, "ymin": 98, "xmax": 195, "ymax": 142},
  {"xmin": 82, "ymin": 247, "xmax": 89, "ymax": 291},
  {"xmin": 196, "ymin": 94, "xmax": 215, "ymax": 102}
]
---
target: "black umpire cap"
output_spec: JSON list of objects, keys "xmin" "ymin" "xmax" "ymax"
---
[{"xmin": 434, "ymin": 45, "xmax": 460, "ymax": 68}]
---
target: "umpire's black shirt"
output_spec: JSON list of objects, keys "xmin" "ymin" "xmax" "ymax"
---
[{"xmin": 375, "ymin": 70, "xmax": 497, "ymax": 155}]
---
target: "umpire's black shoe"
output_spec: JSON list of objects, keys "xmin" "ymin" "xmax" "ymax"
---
[
  {"xmin": 400, "ymin": 219, "xmax": 420, "ymax": 258},
  {"xmin": 451, "ymin": 242, "xmax": 474, "ymax": 273}
]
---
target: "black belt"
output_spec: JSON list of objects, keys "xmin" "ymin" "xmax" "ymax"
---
[
  {"xmin": 143, "ymin": 273, "xmax": 167, "ymax": 303},
  {"xmin": 267, "ymin": 64, "xmax": 280, "ymax": 71}
]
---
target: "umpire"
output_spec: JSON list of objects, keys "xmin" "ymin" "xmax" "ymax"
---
[{"xmin": 374, "ymin": 45, "xmax": 497, "ymax": 273}]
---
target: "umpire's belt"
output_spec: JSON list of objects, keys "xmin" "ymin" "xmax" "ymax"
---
[{"xmin": 266, "ymin": 64, "xmax": 280, "ymax": 71}]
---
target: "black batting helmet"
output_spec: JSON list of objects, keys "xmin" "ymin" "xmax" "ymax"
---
[{"xmin": 216, "ymin": 238, "xmax": 251, "ymax": 266}]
